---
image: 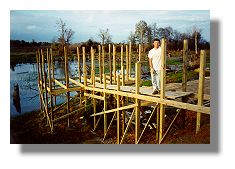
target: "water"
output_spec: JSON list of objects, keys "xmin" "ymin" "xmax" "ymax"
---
[{"xmin": 10, "ymin": 61, "xmax": 80, "ymax": 117}]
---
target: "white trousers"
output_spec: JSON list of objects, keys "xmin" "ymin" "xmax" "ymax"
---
[{"xmin": 151, "ymin": 70, "xmax": 161, "ymax": 91}]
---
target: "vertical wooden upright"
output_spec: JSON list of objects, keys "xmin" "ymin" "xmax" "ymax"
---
[
  {"xmin": 138, "ymin": 44, "xmax": 142, "ymax": 62},
  {"xmin": 181, "ymin": 39, "xmax": 188, "ymax": 129},
  {"xmin": 64, "ymin": 47, "xmax": 70, "ymax": 128},
  {"xmin": 83, "ymin": 47, "xmax": 87, "ymax": 111},
  {"xmin": 129, "ymin": 42, "xmax": 132, "ymax": 78},
  {"xmin": 116, "ymin": 75, "xmax": 120, "ymax": 144},
  {"xmin": 196, "ymin": 50, "xmax": 206, "ymax": 133},
  {"xmin": 102, "ymin": 45, "xmax": 105, "ymax": 78},
  {"xmin": 39, "ymin": 49, "xmax": 45, "ymax": 118},
  {"xmin": 36, "ymin": 51, "xmax": 43, "ymax": 116},
  {"xmin": 103, "ymin": 74, "xmax": 107, "ymax": 135},
  {"xmin": 159, "ymin": 38, "xmax": 166, "ymax": 144},
  {"xmin": 50, "ymin": 49, "xmax": 56, "ymax": 107},
  {"xmin": 126, "ymin": 45, "xmax": 129, "ymax": 81},
  {"xmin": 91, "ymin": 47, "xmax": 96, "ymax": 129},
  {"xmin": 98, "ymin": 45, "xmax": 102, "ymax": 83},
  {"xmin": 121, "ymin": 45, "xmax": 125, "ymax": 85},
  {"xmin": 47, "ymin": 49, "xmax": 54, "ymax": 132},
  {"xmin": 77, "ymin": 47, "xmax": 81, "ymax": 82},
  {"xmin": 182, "ymin": 39, "xmax": 188, "ymax": 92},
  {"xmin": 113, "ymin": 45, "xmax": 116, "ymax": 83},
  {"xmin": 109, "ymin": 44, "xmax": 112, "ymax": 84},
  {"xmin": 135, "ymin": 62, "xmax": 141, "ymax": 144}
]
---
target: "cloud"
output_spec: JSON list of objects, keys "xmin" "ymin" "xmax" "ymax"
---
[{"xmin": 26, "ymin": 25, "xmax": 37, "ymax": 30}]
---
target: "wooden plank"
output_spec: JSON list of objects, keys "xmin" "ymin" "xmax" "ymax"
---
[
  {"xmin": 196, "ymin": 50, "xmax": 206, "ymax": 133},
  {"xmin": 47, "ymin": 48, "xmax": 53, "ymax": 132},
  {"xmin": 84, "ymin": 85, "xmax": 210, "ymax": 114},
  {"xmin": 54, "ymin": 79, "xmax": 67, "ymax": 89},
  {"xmin": 90, "ymin": 103, "xmax": 137, "ymax": 117},
  {"xmin": 84, "ymin": 93, "xmax": 104, "ymax": 100},
  {"xmin": 99, "ymin": 45, "xmax": 102, "ymax": 83}
]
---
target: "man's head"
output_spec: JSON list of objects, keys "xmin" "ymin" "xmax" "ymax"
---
[{"xmin": 153, "ymin": 38, "xmax": 160, "ymax": 49}]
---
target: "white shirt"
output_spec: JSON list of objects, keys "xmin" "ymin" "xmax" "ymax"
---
[{"xmin": 148, "ymin": 47, "xmax": 161, "ymax": 71}]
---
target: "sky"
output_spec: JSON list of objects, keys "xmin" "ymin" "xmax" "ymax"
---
[{"xmin": 10, "ymin": 10, "xmax": 210, "ymax": 43}]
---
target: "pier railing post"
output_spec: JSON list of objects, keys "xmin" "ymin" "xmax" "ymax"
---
[
  {"xmin": 196, "ymin": 50, "xmax": 206, "ymax": 133},
  {"xmin": 64, "ymin": 46, "xmax": 70, "ymax": 128},
  {"xmin": 159, "ymin": 38, "xmax": 166, "ymax": 144},
  {"xmin": 135, "ymin": 62, "xmax": 141, "ymax": 144}
]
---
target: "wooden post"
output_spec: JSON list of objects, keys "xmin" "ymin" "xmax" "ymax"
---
[
  {"xmin": 156, "ymin": 105, "xmax": 160, "ymax": 143},
  {"xmin": 138, "ymin": 44, "xmax": 141, "ymax": 62},
  {"xmin": 91, "ymin": 47, "xmax": 96, "ymax": 129},
  {"xmin": 113, "ymin": 45, "xmax": 116, "ymax": 83},
  {"xmin": 103, "ymin": 74, "xmax": 107, "ymax": 135},
  {"xmin": 159, "ymin": 38, "xmax": 166, "ymax": 144},
  {"xmin": 64, "ymin": 47, "xmax": 70, "ymax": 128},
  {"xmin": 39, "ymin": 49, "xmax": 45, "ymax": 118},
  {"xmin": 135, "ymin": 62, "xmax": 141, "ymax": 144},
  {"xmin": 181, "ymin": 39, "xmax": 188, "ymax": 129},
  {"xmin": 182, "ymin": 39, "xmax": 188, "ymax": 92},
  {"xmin": 126, "ymin": 45, "xmax": 129, "ymax": 81},
  {"xmin": 98, "ymin": 45, "xmax": 102, "ymax": 83},
  {"xmin": 102, "ymin": 45, "xmax": 105, "ymax": 79},
  {"xmin": 50, "ymin": 49, "xmax": 56, "ymax": 107},
  {"xmin": 117, "ymin": 75, "xmax": 120, "ymax": 144},
  {"xmin": 121, "ymin": 45, "xmax": 125, "ymax": 85},
  {"xmin": 41, "ymin": 49, "xmax": 48, "ymax": 116},
  {"xmin": 129, "ymin": 42, "xmax": 132, "ymax": 78},
  {"xmin": 83, "ymin": 47, "xmax": 87, "ymax": 111},
  {"xmin": 196, "ymin": 50, "xmax": 206, "ymax": 133},
  {"xmin": 36, "ymin": 51, "xmax": 43, "ymax": 116},
  {"xmin": 109, "ymin": 44, "xmax": 112, "ymax": 84},
  {"xmin": 47, "ymin": 49, "xmax": 53, "ymax": 132},
  {"xmin": 77, "ymin": 47, "xmax": 81, "ymax": 82}
]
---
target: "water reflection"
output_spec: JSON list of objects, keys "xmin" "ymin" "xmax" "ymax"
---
[{"xmin": 13, "ymin": 83, "xmax": 21, "ymax": 114}]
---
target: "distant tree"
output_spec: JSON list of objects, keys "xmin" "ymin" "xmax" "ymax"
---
[
  {"xmin": 191, "ymin": 26, "xmax": 202, "ymax": 54},
  {"xmin": 98, "ymin": 28, "xmax": 112, "ymax": 45},
  {"xmin": 128, "ymin": 31, "xmax": 136, "ymax": 44},
  {"xmin": 146, "ymin": 25, "xmax": 153, "ymax": 46},
  {"xmin": 135, "ymin": 20, "xmax": 148, "ymax": 45},
  {"xmin": 151, "ymin": 22, "xmax": 158, "ymax": 39},
  {"xmin": 56, "ymin": 18, "xmax": 75, "ymax": 51}
]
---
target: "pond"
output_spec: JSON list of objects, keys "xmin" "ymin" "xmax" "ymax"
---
[{"xmin": 10, "ymin": 61, "xmax": 80, "ymax": 117}]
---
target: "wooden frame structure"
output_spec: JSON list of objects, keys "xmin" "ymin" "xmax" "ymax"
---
[{"xmin": 36, "ymin": 38, "xmax": 210, "ymax": 144}]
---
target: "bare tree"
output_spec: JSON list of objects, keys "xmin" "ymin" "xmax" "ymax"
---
[
  {"xmin": 56, "ymin": 18, "xmax": 74, "ymax": 49},
  {"xmin": 98, "ymin": 28, "xmax": 112, "ymax": 45}
]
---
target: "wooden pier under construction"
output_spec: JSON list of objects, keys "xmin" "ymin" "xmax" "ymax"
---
[{"xmin": 36, "ymin": 38, "xmax": 210, "ymax": 144}]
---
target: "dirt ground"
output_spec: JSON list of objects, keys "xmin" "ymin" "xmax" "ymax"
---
[{"xmin": 10, "ymin": 78, "xmax": 210, "ymax": 144}]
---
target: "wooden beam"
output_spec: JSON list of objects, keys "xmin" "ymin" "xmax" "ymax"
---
[
  {"xmin": 99, "ymin": 45, "xmax": 102, "ymax": 83},
  {"xmin": 182, "ymin": 39, "xmax": 188, "ymax": 92},
  {"xmin": 129, "ymin": 42, "xmax": 132, "ymax": 78},
  {"xmin": 91, "ymin": 103, "xmax": 137, "ymax": 117},
  {"xmin": 109, "ymin": 44, "xmax": 112, "ymax": 84}
]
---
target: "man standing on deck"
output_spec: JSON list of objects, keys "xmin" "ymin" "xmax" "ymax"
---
[{"xmin": 148, "ymin": 38, "xmax": 161, "ymax": 94}]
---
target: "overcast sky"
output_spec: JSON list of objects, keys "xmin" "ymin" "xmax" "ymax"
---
[{"xmin": 10, "ymin": 10, "xmax": 210, "ymax": 43}]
